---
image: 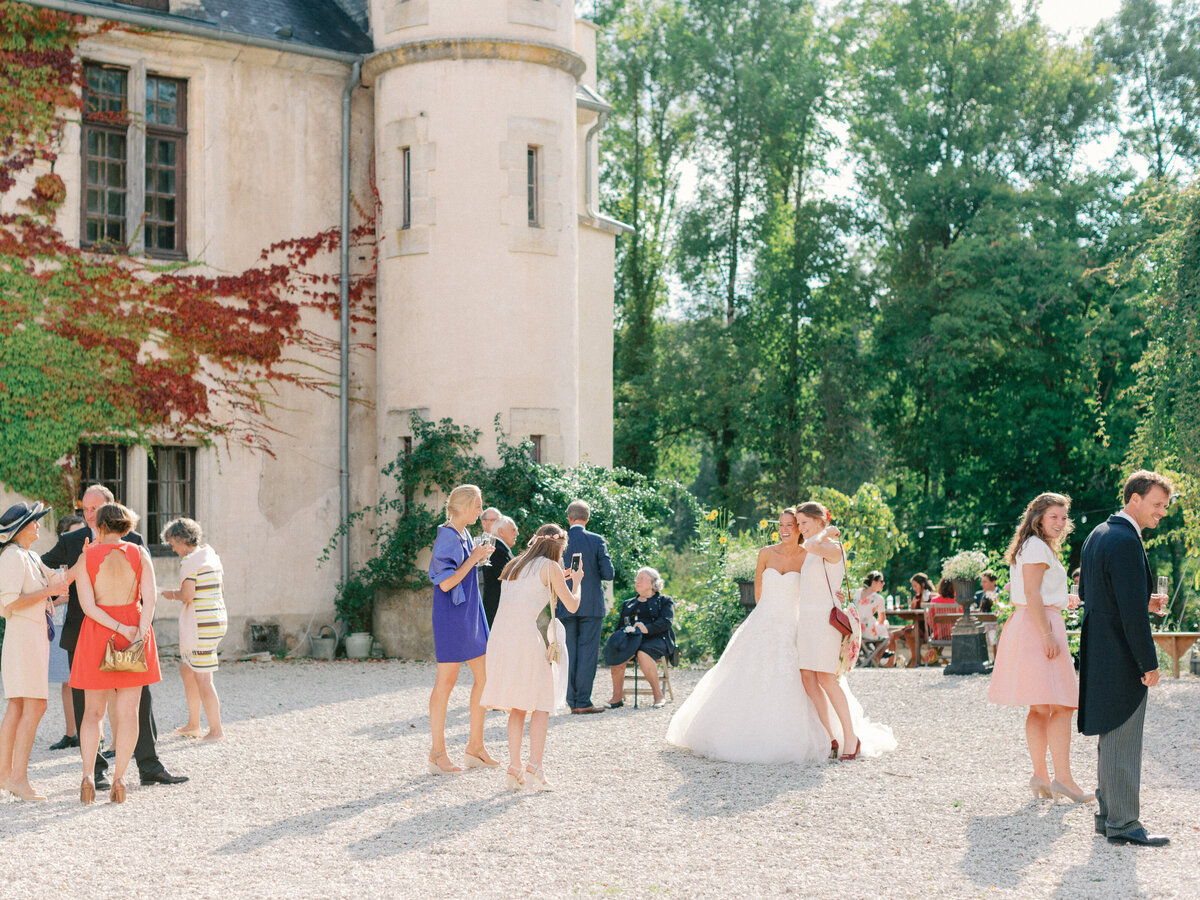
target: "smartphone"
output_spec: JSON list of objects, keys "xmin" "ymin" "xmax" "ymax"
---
[{"xmin": 571, "ymin": 553, "xmax": 582, "ymax": 572}]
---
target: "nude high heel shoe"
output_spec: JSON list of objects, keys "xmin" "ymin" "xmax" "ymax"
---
[
  {"xmin": 109, "ymin": 777, "xmax": 126, "ymax": 804},
  {"xmin": 506, "ymin": 766, "xmax": 525, "ymax": 790},
  {"xmin": 464, "ymin": 751, "xmax": 500, "ymax": 769},
  {"xmin": 80, "ymin": 776, "xmax": 96, "ymax": 805},
  {"xmin": 1030, "ymin": 776, "xmax": 1053, "ymax": 799},
  {"xmin": 525, "ymin": 764, "xmax": 553, "ymax": 792},
  {"xmin": 427, "ymin": 752, "xmax": 462, "ymax": 775},
  {"xmin": 1051, "ymin": 780, "xmax": 1095, "ymax": 803}
]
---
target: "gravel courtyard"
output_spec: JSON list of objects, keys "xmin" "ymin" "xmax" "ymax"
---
[{"xmin": 2, "ymin": 660, "xmax": 1197, "ymax": 898}]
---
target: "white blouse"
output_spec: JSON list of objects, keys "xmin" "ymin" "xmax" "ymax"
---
[{"xmin": 1008, "ymin": 536, "xmax": 1068, "ymax": 609}]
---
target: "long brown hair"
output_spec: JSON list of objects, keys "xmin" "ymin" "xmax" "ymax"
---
[
  {"xmin": 1004, "ymin": 492, "xmax": 1073, "ymax": 564},
  {"xmin": 501, "ymin": 523, "xmax": 567, "ymax": 581},
  {"xmin": 795, "ymin": 501, "xmax": 829, "ymax": 524}
]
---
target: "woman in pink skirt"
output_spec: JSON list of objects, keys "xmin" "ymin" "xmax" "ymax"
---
[{"xmin": 987, "ymin": 493, "xmax": 1093, "ymax": 804}]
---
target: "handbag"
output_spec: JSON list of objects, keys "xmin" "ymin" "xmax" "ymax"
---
[
  {"xmin": 823, "ymin": 548, "xmax": 853, "ymax": 636},
  {"xmin": 100, "ymin": 636, "xmax": 148, "ymax": 673}
]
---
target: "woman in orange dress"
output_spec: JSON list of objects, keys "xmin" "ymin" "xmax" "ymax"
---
[{"xmin": 69, "ymin": 503, "xmax": 161, "ymax": 804}]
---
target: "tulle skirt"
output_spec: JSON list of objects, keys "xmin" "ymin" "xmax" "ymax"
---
[{"xmin": 987, "ymin": 606, "xmax": 1078, "ymax": 708}]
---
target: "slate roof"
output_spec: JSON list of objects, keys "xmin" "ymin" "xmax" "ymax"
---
[{"xmin": 96, "ymin": 1, "xmax": 373, "ymax": 54}]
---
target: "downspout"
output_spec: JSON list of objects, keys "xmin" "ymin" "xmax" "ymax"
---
[
  {"xmin": 578, "ymin": 95, "xmax": 634, "ymax": 234},
  {"xmin": 340, "ymin": 60, "xmax": 362, "ymax": 589}
]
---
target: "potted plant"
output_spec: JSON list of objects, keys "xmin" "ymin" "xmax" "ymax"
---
[
  {"xmin": 335, "ymin": 573, "xmax": 375, "ymax": 658},
  {"xmin": 725, "ymin": 544, "xmax": 761, "ymax": 609},
  {"xmin": 941, "ymin": 549, "xmax": 989, "ymax": 614}
]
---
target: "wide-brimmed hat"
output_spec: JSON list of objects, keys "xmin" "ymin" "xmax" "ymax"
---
[
  {"xmin": 604, "ymin": 628, "xmax": 643, "ymax": 666},
  {"xmin": 0, "ymin": 501, "xmax": 51, "ymax": 546}
]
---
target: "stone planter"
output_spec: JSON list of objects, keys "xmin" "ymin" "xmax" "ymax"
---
[
  {"xmin": 737, "ymin": 579, "xmax": 756, "ymax": 610},
  {"xmin": 344, "ymin": 631, "xmax": 373, "ymax": 659},
  {"xmin": 374, "ymin": 585, "xmax": 436, "ymax": 659}
]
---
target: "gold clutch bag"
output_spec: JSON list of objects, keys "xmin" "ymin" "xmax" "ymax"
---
[{"xmin": 100, "ymin": 636, "xmax": 148, "ymax": 673}]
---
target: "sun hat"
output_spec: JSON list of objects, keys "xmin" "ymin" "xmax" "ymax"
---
[
  {"xmin": 603, "ymin": 627, "xmax": 644, "ymax": 666},
  {"xmin": 0, "ymin": 501, "xmax": 51, "ymax": 546}
]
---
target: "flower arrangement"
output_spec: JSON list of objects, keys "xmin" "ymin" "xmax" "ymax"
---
[
  {"xmin": 725, "ymin": 544, "xmax": 760, "ymax": 582},
  {"xmin": 941, "ymin": 549, "xmax": 990, "ymax": 582}
]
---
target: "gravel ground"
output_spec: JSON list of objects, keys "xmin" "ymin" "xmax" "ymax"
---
[{"xmin": 1, "ymin": 660, "xmax": 1197, "ymax": 899}]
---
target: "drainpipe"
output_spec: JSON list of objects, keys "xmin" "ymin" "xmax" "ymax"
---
[
  {"xmin": 577, "ymin": 95, "xmax": 634, "ymax": 234},
  {"xmin": 339, "ymin": 60, "xmax": 362, "ymax": 589}
]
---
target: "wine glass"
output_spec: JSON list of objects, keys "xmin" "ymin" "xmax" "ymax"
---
[{"xmin": 474, "ymin": 532, "xmax": 495, "ymax": 567}]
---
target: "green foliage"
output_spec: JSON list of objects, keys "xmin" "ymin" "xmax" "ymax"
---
[
  {"xmin": 671, "ymin": 509, "xmax": 744, "ymax": 660},
  {"xmin": 807, "ymin": 483, "xmax": 903, "ymax": 584},
  {"xmin": 332, "ymin": 414, "xmax": 697, "ymax": 610},
  {"xmin": 334, "ymin": 573, "xmax": 374, "ymax": 634}
]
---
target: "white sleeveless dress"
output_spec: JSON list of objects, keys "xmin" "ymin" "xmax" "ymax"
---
[
  {"xmin": 665, "ymin": 569, "xmax": 830, "ymax": 764},
  {"xmin": 796, "ymin": 549, "xmax": 846, "ymax": 673}
]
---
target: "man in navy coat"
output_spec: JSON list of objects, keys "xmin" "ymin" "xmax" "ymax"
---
[
  {"xmin": 1078, "ymin": 470, "xmax": 1173, "ymax": 846},
  {"xmin": 558, "ymin": 500, "xmax": 615, "ymax": 714}
]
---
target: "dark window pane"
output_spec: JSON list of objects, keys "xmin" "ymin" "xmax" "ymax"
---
[
  {"xmin": 157, "ymin": 226, "xmax": 175, "ymax": 250},
  {"xmin": 86, "ymin": 220, "xmax": 98, "ymax": 242}
]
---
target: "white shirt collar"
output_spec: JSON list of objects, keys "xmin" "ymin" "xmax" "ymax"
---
[{"xmin": 1116, "ymin": 510, "xmax": 1143, "ymax": 541}]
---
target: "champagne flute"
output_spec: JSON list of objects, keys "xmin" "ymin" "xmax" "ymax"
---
[{"xmin": 1155, "ymin": 575, "xmax": 1169, "ymax": 615}]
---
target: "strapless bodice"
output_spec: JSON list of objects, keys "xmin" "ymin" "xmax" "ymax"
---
[{"xmin": 755, "ymin": 569, "xmax": 802, "ymax": 623}]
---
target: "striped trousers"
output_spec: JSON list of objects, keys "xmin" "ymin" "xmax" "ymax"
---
[{"xmin": 1096, "ymin": 693, "xmax": 1148, "ymax": 836}]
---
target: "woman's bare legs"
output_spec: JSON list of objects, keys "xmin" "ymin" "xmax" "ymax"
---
[
  {"xmin": 635, "ymin": 652, "xmax": 664, "ymax": 703},
  {"xmin": 429, "ymin": 661, "xmax": 462, "ymax": 770},
  {"xmin": 800, "ymin": 669, "xmax": 835, "ymax": 742},
  {"xmin": 78, "ymin": 690, "xmax": 110, "ymax": 782},
  {"xmin": 463, "ymin": 655, "xmax": 497, "ymax": 764},
  {"xmin": 1026, "ymin": 704, "xmax": 1051, "ymax": 782},
  {"xmin": 193, "ymin": 670, "xmax": 224, "ymax": 741},
  {"xmin": 174, "ymin": 662, "xmax": 204, "ymax": 737},
  {"xmin": 1046, "ymin": 704, "xmax": 1084, "ymax": 792},
  {"xmin": 60, "ymin": 683, "xmax": 77, "ymax": 737},
  {"xmin": 110, "ymin": 687, "xmax": 140, "ymax": 785},
  {"xmin": 608, "ymin": 664, "xmax": 625, "ymax": 704},
  {"xmin": 815, "ymin": 671, "xmax": 856, "ymax": 754},
  {"xmin": 507, "ymin": 710, "xmax": 526, "ymax": 769},
  {"xmin": 0, "ymin": 697, "xmax": 47, "ymax": 792},
  {"xmin": 527, "ymin": 711, "xmax": 549, "ymax": 768}
]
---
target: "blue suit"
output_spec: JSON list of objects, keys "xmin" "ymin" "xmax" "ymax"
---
[
  {"xmin": 558, "ymin": 524, "xmax": 615, "ymax": 709},
  {"xmin": 1078, "ymin": 513, "xmax": 1159, "ymax": 836}
]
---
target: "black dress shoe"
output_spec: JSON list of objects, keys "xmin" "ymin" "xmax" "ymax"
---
[
  {"xmin": 1107, "ymin": 827, "xmax": 1169, "ymax": 847},
  {"xmin": 605, "ymin": 700, "xmax": 624, "ymax": 709},
  {"xmin": 140, "ymin": 768, "xmax": 189, "ymax": 786},
  {"xmin": 94, "ymin": 773, "xmax": 111, "ymax": 792},
  {"xmin": 49, "ymin": 734, "xmax": 80, "ymax": 750}
]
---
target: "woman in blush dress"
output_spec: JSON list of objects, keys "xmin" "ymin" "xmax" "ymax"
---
[
  {"xmin": 426, "ymin": 484, "xmax": 499, "ymax": 775},
  {"xmin": 666, "ymin": 508, "xmax": 830, "ymax": 765},
  {"xmin": 987, "ymin": 493, "xmax": 1092, "ymax": 803},
  {"xmin": 480, "ymin": 524, "xmax": 581, "ymax": 791}
]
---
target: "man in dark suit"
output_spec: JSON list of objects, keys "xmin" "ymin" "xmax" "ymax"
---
[
  {"xmin": 1078, "ymin": 470, "xmax": 1173, "ymax": 847},
  {"xmin": 558, "ymin": 500, "xmax": 615, "ymax": 714},
  {"xmin": 41, "ymin": 484, "xmax": 188, "ymax": 790},
  {"xmin": 479, "ymin": 515, "xmax": 516, "ymax": 628}
]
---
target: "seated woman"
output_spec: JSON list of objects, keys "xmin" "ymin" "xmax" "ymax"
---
[
  {"xmin": 853, "ymin": 571, "xmax": 897, "ymax": 666},
  {"xmin": 603, "ymin": 567, "xmax": 675, "ymax": 709},
  {"xmin": 900, "ymin": 573, "xmax": 934, "ymax": 667}
]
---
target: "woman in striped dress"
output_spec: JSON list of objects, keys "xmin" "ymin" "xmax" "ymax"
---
[{"xmin": 161, "ymin": 518, "xmax": 227, "ymax": 742}]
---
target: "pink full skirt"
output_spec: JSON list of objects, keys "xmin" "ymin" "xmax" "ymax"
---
[{"xmin": 987, "ymin": 606, "xmax": 1078, "ymax": 708}]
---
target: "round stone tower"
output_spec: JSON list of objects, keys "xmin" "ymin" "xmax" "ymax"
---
[{"xmin": 364, "ymin": 0, "xmax": 589, "ymax": 468}]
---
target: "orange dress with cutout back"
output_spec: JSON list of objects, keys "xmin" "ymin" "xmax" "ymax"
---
[{"xmin": 68, "ymin": 542, "xmax": 161, "ymax": 690}]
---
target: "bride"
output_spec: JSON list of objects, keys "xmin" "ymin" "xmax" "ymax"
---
[{"xmin": 666, "ymin": 506, "xmax": 896, "ymax": 765}]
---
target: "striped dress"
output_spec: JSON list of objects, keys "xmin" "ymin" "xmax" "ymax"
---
[{"xmin": 178, "ymin": 545, "xmax": 227, "ymax": 672}]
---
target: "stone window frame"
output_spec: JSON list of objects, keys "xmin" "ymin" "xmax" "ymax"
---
[
  {"xmin": 501, "ymin": 117, "xmax": 561, "ymax": 255},
  {"xmin": 81, "ymin": 59, "xmax": 188, "ymax": 259},
  {"xmin": 384, "ymin": 0, "xmax": 429, "ymax": 32},
  {"xmin": 383, "ymin": 117, "xmax": 435, "ymax": 257},
  {"xmin": 509, "ymin": 408, "xmax": 561, "ymax": 465},
  {"xmin": 509, "ymin": 0, "xmax": 562, "ymax": 30}
]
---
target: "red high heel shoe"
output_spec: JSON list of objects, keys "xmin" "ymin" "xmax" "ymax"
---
[
  {"xmin": 839, "ymin": 739, "xmax": 861, "ymax": 761},
  {"xmin": 829, "ymin": 740, "xmax": 838, "ymax": 760}
]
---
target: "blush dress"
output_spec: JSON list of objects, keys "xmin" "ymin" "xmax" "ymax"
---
[
  {"xmin": 480, "ymin": 558, "xmax": 567, "ymax": 714},
  {"xmin": 69, "ymin": 542, "xmax": 161, "ymax": 690},
  {"xmin": 795, "ymin": 550, "xmax": 846, "ymax": 673},
  {"xmin": 427, "ymin": 525, "xmax": 489, "ymax": 663},
  {"xmin": 987, "ymin": 536, "xmax": 1078, "ymax": 708}
]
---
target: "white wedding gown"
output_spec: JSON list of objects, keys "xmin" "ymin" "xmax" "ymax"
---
[{"xmin": 666, "ymin": 568, "xmax": 897, "ymax": 764}]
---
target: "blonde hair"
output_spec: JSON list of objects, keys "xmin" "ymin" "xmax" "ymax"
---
[
  {"xmin": 501, "ymin": 524, "xmax": 567, "ymax": 581},
  {"xmin": 443, "ymin": 484, "xmax": 482, "ymax": 524},
  {"xmin": 1004, "ymin": 492, "xmax": 1072, "ymax": 564}
]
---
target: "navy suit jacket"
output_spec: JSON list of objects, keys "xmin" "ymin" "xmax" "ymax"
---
[
  {"xmin": 1077, "ymin": 515, "xmax": 1157, "ymax": 736},
  {"xmin": 42, "ymin": 528, "xmax": 145, "ymax": 655},
  {"xmin": 558, "ymin": 524, "xmax": 615, "ymax": 618}
]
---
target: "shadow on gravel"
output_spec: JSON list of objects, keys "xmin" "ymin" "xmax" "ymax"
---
[
  {"xmin": 962, "ymin": 802, "xmax": 1069, "ymax": 888},
  {"xmin": 344, "ymin": 791, "xmax": 524, "ymax": 859},
  {"xmin": 1054, "ymin": 836, "xmax": 1142, "ymax": 899},
  {"xmin": 658, "ymin": 748, "xmax": 826, "ymax": 817}
]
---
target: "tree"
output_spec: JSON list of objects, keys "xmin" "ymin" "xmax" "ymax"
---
[{"xmin": 1094, "ymin": 0, "xmax": 1200, "ymax": 179}]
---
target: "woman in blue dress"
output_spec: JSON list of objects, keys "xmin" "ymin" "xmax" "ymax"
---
[{"xmin": 426, "ymin": 484, "xmax": 499, "ymax": 774}]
